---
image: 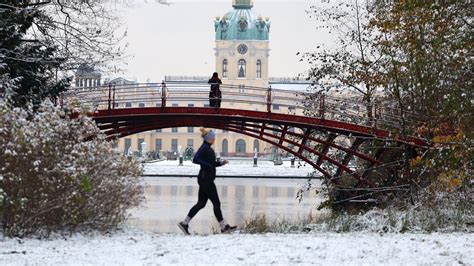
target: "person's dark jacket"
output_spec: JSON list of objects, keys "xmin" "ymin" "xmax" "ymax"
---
[
  {"xmin": 208, "ymin": 77, "xmax": 222, "ymax": 98},
  {"xmin": 193, "ymin": 141, "xmax": 223, "ymax": 183}
]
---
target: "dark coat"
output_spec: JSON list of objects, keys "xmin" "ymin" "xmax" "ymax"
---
[
  {"xmin": 193, "ymin": 141, "xmax": 224, "ymax": 183},
  {"xmin": 208, "ymin": 78, "xmax": 222, "ymax": 98}
]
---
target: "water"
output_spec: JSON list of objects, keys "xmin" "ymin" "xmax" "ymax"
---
[
  {"xmin": 129, "ymin": 177, "xmax": 323, "ymax": 234},
  {"xmin": 129, "ymin": 161, "xmax": 323, "ymax": 234}
]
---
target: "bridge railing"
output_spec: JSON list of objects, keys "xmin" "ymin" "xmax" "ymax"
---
[{"xmin": 64, "ymin": 82, "xmax": 422, "ymax": 131}]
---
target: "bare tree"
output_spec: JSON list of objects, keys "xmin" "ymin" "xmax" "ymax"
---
[{"xmin": 302, "ymin": 0, "xmax": 383, "ymax": 121}]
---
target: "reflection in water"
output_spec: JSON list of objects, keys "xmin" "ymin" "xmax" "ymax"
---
[{"xmin": 129, "ymin": 177, "xmax": 322, "ymax": 234}]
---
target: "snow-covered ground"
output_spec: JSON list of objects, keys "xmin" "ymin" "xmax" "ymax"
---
[
  {"xmin": 2, "ymin": 161, "xmax": 471, "ymax": 265},
  {"xmin": 144, "ymin": 159, "xmax": 316, "ymax": 177},
  {"xmin": 1, "ymin": 229, "xmax": 472, "ymax": 265}
]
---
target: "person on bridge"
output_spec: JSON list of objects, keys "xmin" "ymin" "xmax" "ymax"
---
[
  {"xmin": 178, "ymin": 128, "xmax": 237, "ymax": 235},
  {"xmin": 208, "ymin": 72, "xmax": 222, "ymax": 108}
]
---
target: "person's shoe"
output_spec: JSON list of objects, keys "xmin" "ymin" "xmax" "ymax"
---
[
  {"xmin": 178, "ymin": 222, "xmax": 190, "ymax": 235},
  {"xmin": 221, "ymin": 224, "xmax": 237, "ymax": 234}
]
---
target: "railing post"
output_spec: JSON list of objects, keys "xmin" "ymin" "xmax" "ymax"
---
[
  {"xmin": 253, "ymin": 148, "xmax": 258, "ymax": 167},
  {"xmin": 267, "ymin": 85, "xmax": 272, "ymax": 113},
  {"xmin": 107, "ymin": 84, "xmax": 112, "ymax": 111},
  {"xmin": 161, "ymin": 81, "xmax": 167, "ymax": 108},
  {"xmin": 112, "ymin": 85, "xmax": 116, "ymax": 110},
  {"xmin": 319, "ymin": 94, "xmax": 325, "ymax": 119}
]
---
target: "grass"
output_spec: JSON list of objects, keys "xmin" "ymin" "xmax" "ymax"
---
[
  {"xmin": 240, "ymin": 212, "xmax": 329, "ymax": 234},
  {"xmin": 236, "ymin": 191, "xmax": 473, "ymax": 234}
]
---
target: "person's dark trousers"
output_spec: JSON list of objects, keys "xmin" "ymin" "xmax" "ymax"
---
[{"xmin": 187, "ymin": 181, "xmax": 223, "ymax": 222}]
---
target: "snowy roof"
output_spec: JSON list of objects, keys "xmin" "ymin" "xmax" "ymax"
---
[
  {"xmin": 107, "ymin": 77, "xmax": 137, "ymax": 85},
  {"xmin": 269, "ymin": 82, "xmax": 314, "ymax": 92}
]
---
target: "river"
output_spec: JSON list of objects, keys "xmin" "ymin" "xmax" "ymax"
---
[{"xmin": 128, "ymin": 160, "xmax": 323, "ymax": 234}]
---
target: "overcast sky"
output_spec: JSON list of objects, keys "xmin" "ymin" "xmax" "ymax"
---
[{"xmin": 115, "ymin": 0, "xmax": 332, "ymax": 82}]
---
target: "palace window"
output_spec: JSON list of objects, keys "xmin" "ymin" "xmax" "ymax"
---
[
  {"xmin": 223, "ymin": 59, "xmax": 228, "ymax": 78},
  {"xmin": 253, "ymin": 139, "xmax": 259, "ymax": 153},
  {"xmin": 236, "ymin": 139, "xmax": 247, "ymax": 154},
  {"xmin": 238, "ymin": 59, "xmax": 246, "ymax": 78},
  {"xmin": 222, "ymin": 139, "xmax": 229, "ymax": 156},
  {"xmin": 155, "ymin": 139, "xmax": 162, "ymax": 152},
  {"xmin": 138, "ymin": 138, "xmax": 145, "ymax": 153},
  {"xmin": 171, "ymin": 139, "xmax": 178, "ymax": 152},
  {"xmin": 124, "ymin": 138, "xmax": 132, "ymax": 155},
  {"xmin": 256, "ymin": 60, "xmax": 262, "ymax": 79}
]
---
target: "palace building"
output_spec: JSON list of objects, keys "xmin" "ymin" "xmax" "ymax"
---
[
  {"xmin": 75, "ymin": 0, "xmax": 311, "ymax": 158},
  {"xmin": 214, "ymin": 0, "xmax": 271, "ymax": 88}
]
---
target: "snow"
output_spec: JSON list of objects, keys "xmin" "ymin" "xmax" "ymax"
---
[
  {"xmin": 1, "ymin": 229, "xmax": 472, "ymax": 265},
  {"xmin": 144, "ymin": 159, "xmax": 317, "ymax": 177}
]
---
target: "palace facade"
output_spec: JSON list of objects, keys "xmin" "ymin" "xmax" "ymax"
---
[{"xmin": 74, "ymin": 0, "xmax": 311, "ymax": 158}]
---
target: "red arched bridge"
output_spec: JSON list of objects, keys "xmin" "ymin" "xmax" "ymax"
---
[{"xmin": 65, "ymin": 81, "xmax": 428, "ymax": 187}]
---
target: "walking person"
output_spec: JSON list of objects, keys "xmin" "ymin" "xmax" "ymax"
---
[
  {"xmin": 208, "ymin": 72, "xmax": 222, "ymax": 108},
  {"xmin": 178, "ymin": 128, "xmax": 237, "ymax": 235}
]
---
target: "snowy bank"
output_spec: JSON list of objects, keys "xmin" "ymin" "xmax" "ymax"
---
[
  {"xmin": 143, "ymin": 160, "xmax": 316, "ymax": 177},
  {"xmin": 1, "ymin": 229, "xmax": 472, "ymax": 265}
]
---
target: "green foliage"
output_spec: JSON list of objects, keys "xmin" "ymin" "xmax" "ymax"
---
[
  {"xmin": 0, "ymin": 3, "xmax": 69, "ymax": 107},
  {"xmin": 0, "ymin": 1, "xmax": 125, "ymax": 108},
  {"xmin": 81, "ymin": 175, "xmax": 93, "ymax": 193}
]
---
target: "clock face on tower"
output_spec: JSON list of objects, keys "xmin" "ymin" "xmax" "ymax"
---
[{"xmin": 237, "ymin": 44, "xmax": 248, "ymax": 55}]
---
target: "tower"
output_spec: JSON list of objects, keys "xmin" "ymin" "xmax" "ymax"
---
[{"xmin": 214, "ymin": 0, "xmax": 271, "ymax": 88}]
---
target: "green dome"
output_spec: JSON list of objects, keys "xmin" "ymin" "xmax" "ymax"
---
[{"xmin": 214, "ymin": 1, "xmax": 270, "ymax": 41}]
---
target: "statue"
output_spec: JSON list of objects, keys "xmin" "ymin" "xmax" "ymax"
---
[
  {"xmin": 220, "ymin": 19, "xmax": 228, "ymax": 39},
  {"xmin": 238, "ymin": 16, "xmax": 248, "ymax": 32}
]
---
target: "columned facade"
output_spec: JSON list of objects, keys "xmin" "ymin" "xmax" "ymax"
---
[{"xmin": 74, "ymin": 64, "xmax": 101, "ymax": 88}]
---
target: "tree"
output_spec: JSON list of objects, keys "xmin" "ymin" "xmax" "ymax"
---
[
  {"xmin": 301, "ymin": 1, "xmax": 472, "ymax": 208},
  {"xmin": 0, "ymin": 4, "xmax": 65, "ymax": 106},
  {"xmin": 0, "ymin": 1, "xmax": 125, "ymax": 107},
  {"xmin": 302, "ymin": 0, "xmax": 383, "ymax": 121},
  {"xmin": 372, "ymin": 1, "xmax": 473, "ymax": 138},
  {"xmin": 371, "ymin": 1, "xmax": 473, "ymax": 192}
]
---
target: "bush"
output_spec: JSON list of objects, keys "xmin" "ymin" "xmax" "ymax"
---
[
  {"xmin": 241, "ymin": 213, "xmax": 318, "ymax": 234},
  {"xmin": 314, "ymin": 188, "xmax": 473, "ymax": 233},
  {"xmin": 0, "ymin": 101, "xmax": 144, "ymax": 237}
]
